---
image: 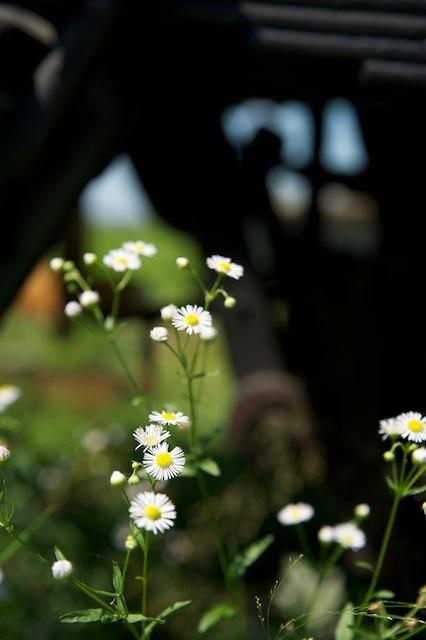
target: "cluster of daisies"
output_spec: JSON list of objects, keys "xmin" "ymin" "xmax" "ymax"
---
[
  {"xmin": 277, "ymin": 502, "xmax": 368, "ymax": 551},
  {"xmin": 0, "ymin": 384, "xmax": 21, "ymax": 463},
  {"xmin": 50, "ymin": 239, "xmax": 157, "ymax": 319},
  {"xmin": 110, "ymin": 410, "xmax": 189, "ymax": 535},
  {"xmin": 379, "ymin": 411, "xmax": 426, "ymax": 465}
]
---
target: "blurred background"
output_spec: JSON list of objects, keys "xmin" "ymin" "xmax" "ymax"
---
[{"xmin": 2, "ymin": 1, "xmax": 426, "ymax": 638}]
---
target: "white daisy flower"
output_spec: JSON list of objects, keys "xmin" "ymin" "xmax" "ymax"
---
[
  {"xmin": 129, "ymin": 491, "xmax": 176, "ymax": 534},
  {"xmin": 0, "ymin": 444, "xmax": 11, "ymax": 462},
  {"xmin": 64, "ymin": 301, "xmax": 82, "ymax": 318},
  {"xmin": 149, "ymin": 410, "xmax": 189, "ymax": 427},
  {"xmin": 412, "ymin": 447, "xmax": 426, "ymax": 465},
  {"xmin": 122, "ymin": 240, "xmax": 157, "ymax": 257},
  {"xmin": 333, "ymin": 523, "xmax": 366, "ymax": 550},
  {"xmin": 51, "ymin": 559, "xmax": 73, "ymax": 579},
  {"xmin": 378, "ymin": 417, "xmax": 403, "ymax": 440},
  {"xmin": 172, "ymin": 304, "xmax": 212, "ymax": 335},
  {"xmin": 396, "ymin": 411, "xmax": 426, "ymax": 443},
  {"xmin": 79, "ymin": 290, "xmax": 100, "ymax": 308},
  {"xmin": 160, "ymin": 304, "xmax": 178, "ymax": 321},
  {"xmin": 206, "ymin": 254, "xmax": 244, "ymax": 280},
  {"xmin": 103, "ymin": 249, "xmax": 141, "ymax": 272},
  {"xmin": 277, "ymin": 502, "xmax": 314, "ymax": 526},
  {"xmin": 150, "ymin": 326, "xmax": 168, "ymax": 342},
  {"xmin": 0, "ymin": 385, "xmax": 21, "ymax": 412},
  {"xmin": 318, "ymin": 525, "xmax": 335, "ymax": 543},
  {"xmin": 143, "ymin": 443, "xmax": 185, "ymax": 481},
  {"xmin": 133, "ymin": 424, "xmax": 170, "ymax": 451}
]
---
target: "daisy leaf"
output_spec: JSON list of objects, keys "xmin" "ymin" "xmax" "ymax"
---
[
  {"xmin": 60, "ymin": 609, "xmax": 118, "ymax": 624},
  {"xmin": 354, "ymin": 560, "xmax": 374, "ymax": 573},
  {"xmin": 144, "ymin": 600, "xmax": 191, "ymax": 637},
  {"xmin": 230, "ymin": 535, "xmax": 274, "ymax": 577},
  {"xmin": 197, "ymin": 458, "xmax": 221, "ymax": 477}
]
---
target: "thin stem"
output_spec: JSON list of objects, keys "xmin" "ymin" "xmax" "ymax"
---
[
  {"xmin": 295, "ymin": 524, "xmax": 313, "ymax": 563},
  {"xmin": 359, "ymin": 491, "xmax": 401, "ymax": 621},
  {"xmin": 108, "ymin": 337, "xmax": 140, "ymax": 395},
  {"xmin": 141, "ymin": 532, "xmax": 149, "ymax": 639}
]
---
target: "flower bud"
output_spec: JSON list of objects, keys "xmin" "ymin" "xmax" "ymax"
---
[
  {"xmin": 131, "ymin": 461, "xmax": 142, "ymax": 470},
  {"xmin": 51, "ymin": 559, "xmax": 73, "ymax": 579},
  {"xmin": 125, "ymin": 535, "xmax": 138, "ymax": 551},
  {"xmin": 422, "ymin": 502, "xmax": 426, "ymax": 515},
  {"xmin": 128, "ymin": 472, "xmax": 140, "ymax": 486},
  {"xmin": 110, "ymin": 470, "xmax": 126, "ymax": 487},
  {"xmin": 83, "ymin": 252, "xmax": 97, "ymax": 265},
  {"xmin": 354, "ymin": 503, "xmax": 370, "ymax": 519},
  {"xmin": 383, "ymin": 451, "xmax": 394, "ymax": 462},
  {"xmin": 176, "ymin": 257, "xmax": 189, "ymax": 269},
  {"xmin": 62, "ymin": 260, "xmax": 75, "ymax": 272},
  {"xmin": 224, "ymin": 296, "xmax": 236, "ymax": 308},
  {"xmin": 160, "ymin": 304, "xmax": 178, "ymax": 321},
  {"xmin": 150, "ymin": 326, "xmax": 168, "ymax": 342},
  {"xmin": 64, "ymin": 301, "xmax": 82, "ymax": 318},
  {"xmin": 79, "ymin": 290, "xmax": 100, "ymax": 308},
  {"xmin": 407, "ymin": 444, "xmax": 418, "ymax": 453},
  {"xmin": 49, "ymin": 257, "xmax": 64, "ymax": 272}
]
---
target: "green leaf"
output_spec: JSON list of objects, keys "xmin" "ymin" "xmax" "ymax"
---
[
  {"xmin": 385, "ymin": 476, "xmax": 397, "ymax": 492},
  {"xmin": 231, "ymin": 535, "xmax": 274, "ymax": 577},
  {"xmin": 191, "ymin": 372, "xmax": 206, "ymax": 380},
  {"xmin": 112, "ymin": 561, "xmax": 122, "ymax": 593},
  {"xmin": 54, "ymin": 546, "xmax": 65, "ymax": 561},
  {"xmin": 60, "ymin": 609, "xmax": 118, "ymax": 624},
  {"xmin": 198, "ymin": 603, "xmax": 235, "ymax": 633},
  {"xmin": 405, "ymin": 484, "xmax": 426, "ymax": 496},
  {"xmin": 374, "ymin": 590, "xmax": 395, "ymax": 599},
  {"xmin": 335, "ymin": 602, "xmax": 354, "ymax": 640},
  {"xmin": 197, "ymin": 458, "xmax": 221, "ymax": 477},
  {"xmin": 145, "ymin": 600, "xmax": 191, "ymax": 637},
  {"xmin": 126, "ymin": 614, "xmax": 163, "ymax": 624},
  {"xmin": 355, "ymin": 560, "xmax": 374, "ymax": 573}
]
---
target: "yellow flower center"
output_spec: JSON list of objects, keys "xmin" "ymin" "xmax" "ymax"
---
[
  {"xmin": 116, "ymin": 256, "xmax": 128, "ymax": 265},
  {"xmin": 0, "ymin": 385, "xmax": 13, "ymax": 391},
  {"xmin": 161, "ymin": 411, "xmax": 176, "ymax": 421},
  {"xmin": 185, "ymin": 313, "xmax": 199, "ymax": 326},
  {"xmin": 218, "ymin": 261, "xmax": 231, "ymax": 272},
  {"xmin": 144, "ymin": 435, "xmax": 158, "ymax": 446},
  {"xmin": 341, "ymin": 533, "xmax": 353, "ymax": 546},
  {"xmin": 408, "ymin": 419, "xmax": 424, "ymax": 433},
  {"xmin": 144, "ymin": 505, "xmax": 161, "ymax": 521},
  {"xmin": 289, "ymin": 507, "xmax": 301, "ymax": 521},
  {"xmin": 155, "ymin": 452, "xmax": 173, "ymax": 468}
]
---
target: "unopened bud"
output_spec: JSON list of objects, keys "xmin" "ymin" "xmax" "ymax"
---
[
  {"xmin": 64, "ymin": 301, "xmax": 82, "ymax": 318},
  {"xmin": 79, "ymin": 290, "xmax": 100, "ymax": 308},
  {"xmin": 64, "ymin": 270, "xmax": 79, "ymax": 283},
  {"xmin": 125, "ymin": 535, "xmax": 138, "ymax": 551},
  {"xmin": 128, "ymin": 472, "xmax": 140, "ymax": 486},
  {"xmin": 422, "ymin": 502, "xmax": 426, "ymax": 515},
  {"xmin": 354, "ymin": 503, "xmax": 370, "ymax": 519},
  {"xmin": 224, "ymin": 296, "xmax": 236, "ymax": 308},
  {"xmin": 176, "ymin": 257, "xmax": 189, "ymax": 269},
  {"xmin": 110, "ymin": 470, "xmax": 126, "ymax": 487},
  {"xmin": 62, "ymin": 260, "xmax": 75, "ymax": 272},
  {"xmin": 160, "ymin": 304, "xmax": 178, "ymax": 321},
  {"xmin": 383, "ymin": 451, "xmax": 395, "ymax": 462},
  {"xmin": 50, "ymin": 257, "xmax": 64, "ymax": 272},
  {"xmin": 83, "ymin": 252, "xmax": 97, "ymax": 265}
]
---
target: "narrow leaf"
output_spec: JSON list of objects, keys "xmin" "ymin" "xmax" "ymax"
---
[
  {"xmin": 145, "ymin": 600, "xmax": 191, "ymax": 637},
  {"xmin": 126, "ymin": 614, "xmax": 163, "ymax": 624},
  {"xmin": 198, "ymin": 603, "xmax": 235, "ymax": 633},
  {"xmin": 385, "ymin": 476, "xmax": 397, "ymax": 491},
  {"xmin": 231, "ymin": 535, "xmax": 274, "ymax": 577},
  {"xmin": 112, "ymin": 561, "xmax": 122, "ymax": 593},
  {"xmin": 54, "ymin": 546, "xmax": 65, "ymax": 561},
  {"xmin": 60, "ymin": 609, "xmax": 117, "ymax": 624},
  {"xmin": 406, "ymin": 484, "xmax": 426, "ymax": 496},
  {"xmin": 335, "ymin": 602, "xmax": 354, "ymax": 640},
  {"xmin": 197, "ymin": 458, "xmax": 221, "ymax": 477},
  {"xmin": 355, "ymin": 560, "xmax": 374, "ymax": 573}
]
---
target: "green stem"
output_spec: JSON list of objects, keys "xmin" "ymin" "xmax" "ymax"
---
[
  {"xmin": 141, "ymin": 532, "xmax": 149, "ymax": 639},
  {"xmin": 108, "ymin": 337, "xmax": 140, "ymax": 395},
  {"xmin": 295, "ymin": 524, "xmax": 313, "ymax": 563},
  {"xmin": 358, "ymin": 490, "xmax": 401, "ymax": 632}
]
